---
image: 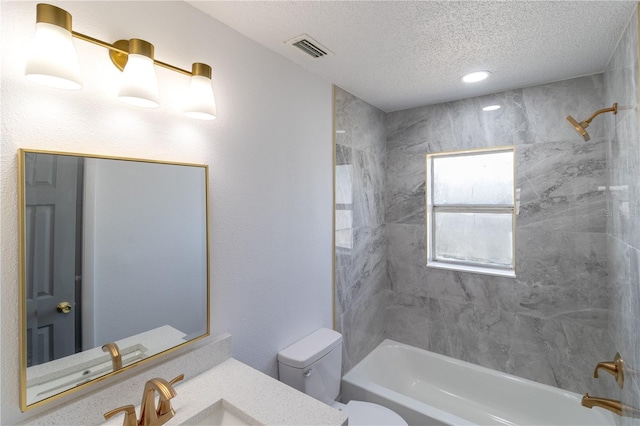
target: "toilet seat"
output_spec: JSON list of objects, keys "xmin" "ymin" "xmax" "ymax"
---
[{"xmin": 333, "ymin": 400, "xmax": 408, "ymax": 426}]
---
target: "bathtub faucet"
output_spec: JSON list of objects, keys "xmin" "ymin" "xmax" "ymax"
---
[
  {"xmin": 581, "ymin": 393, "xmax": 640, "ymax": 418},
  {"xmin": 593, "ymin": 352, "xmax": 624, "ymax": 388}
]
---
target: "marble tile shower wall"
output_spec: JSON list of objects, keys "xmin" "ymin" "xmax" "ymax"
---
[
  {"xmin": 334, "ymin": 87, "xmax": 389, "ymax": 372},
  {"xmin": 604, "ymin": 7, "xmax": 640, "ymax": 425},
  {"xmin": 384, "ymin": 74, "xmax": 616, "ymax": 396}
]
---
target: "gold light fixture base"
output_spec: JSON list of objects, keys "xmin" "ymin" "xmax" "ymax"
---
[
  {"xmin": 192, "ymin": 62, "xmax": 212, "ymax": 79},
  {"xmin": 36, "ymin": 3, "xmax": 72, "ymax": 31},
  {"xmin": 109, "ymin": 40, "xmax": 130, "ymax": 71}
]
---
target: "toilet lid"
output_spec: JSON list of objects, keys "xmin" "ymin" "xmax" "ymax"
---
[{"xmin": 341, "ymin": 401, "xmax": 408, "ymax": 426}]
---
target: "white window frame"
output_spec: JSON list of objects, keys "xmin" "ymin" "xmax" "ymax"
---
[{"xmin": 425, "ymin": 146, "xmax": 516, "ymax": 278}]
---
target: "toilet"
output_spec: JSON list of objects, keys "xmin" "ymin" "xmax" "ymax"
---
[{"xmin": 278, "ymin": 328, "xmax": 407, "ymax": 426}]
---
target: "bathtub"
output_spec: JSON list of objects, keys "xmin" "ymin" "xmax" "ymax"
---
[{"xmin": 341, "ymin": 340, "xmax": 616, "ymax": 426}]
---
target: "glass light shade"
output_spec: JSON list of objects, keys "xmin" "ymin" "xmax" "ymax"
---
[
  {"xmin": 25, "ymin": 22, "xmax": 82, "ymax": 90},
  {"xmin": 184, "ymin": 75, "xmax": 217, "ymax": 120},
  {"xmin": 118, "ymin": 53, "xmax": 159, "ymax": 108}
]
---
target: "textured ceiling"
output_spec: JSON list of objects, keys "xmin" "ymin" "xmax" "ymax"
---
[{"xmin": 188, "ymin": 1, "xmax": 638, "ymax": 112}]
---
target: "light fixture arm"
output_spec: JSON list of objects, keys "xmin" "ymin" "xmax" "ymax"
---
[{"xmin": 71, "ymin": 31, "xmax": 193, "ymax": 76}]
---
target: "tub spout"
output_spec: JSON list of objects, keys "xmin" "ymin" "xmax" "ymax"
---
[
  {"xmin": 582, "ymin": 393, "xmax": 640, "ymax": 418},
  {"xmin": 582, "ymin": 393, "xmax": 622, "ymax": 415}
]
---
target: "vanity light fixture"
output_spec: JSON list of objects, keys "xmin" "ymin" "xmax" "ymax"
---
[
  {"xmin": 482, "ymin": 105, "xmax": 501, "ymax": 111},
  {"xmin": 25, "ymin": 3, "xmax": 217, "ymax": 120},
  {"xmin": 116, "ymin": 39, "xmax": 160, "ymax": 108},
  {"xmin": 461, "ymin": 71, "xmax": 490, "ymax": 83}
]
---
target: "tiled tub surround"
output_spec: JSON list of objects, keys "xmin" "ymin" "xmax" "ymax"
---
[
  {"xmin": 604, "ymin": 7, "xmax": 640, "ymax": 425},
  {"xmin": 334, "ymin": 87, "xmax": 389, "ymax": 372},
  {"xmin": 335, "ymin": 73, "xmax": 628, "ymax": 397},
  {"xmin": 336, "ymin": 8, "xmax": 640, "ymax": 403},
  {"xmin": 384, "ymin": 75, "xmax": 614, "ymax": 397}
]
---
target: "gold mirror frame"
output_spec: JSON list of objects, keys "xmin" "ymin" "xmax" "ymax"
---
[{"xmin": 18, "ymin": 149, "xmax": 210, "ymax": 411}]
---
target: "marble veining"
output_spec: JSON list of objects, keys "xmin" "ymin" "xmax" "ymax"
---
[
  {"xmin": 334, "ymin": 87, "xmax": 387, "ymax": 372},
  {"xmin": 382, "ymin": 71, "xmax": 616, "ymax": 395},
  {"xmin": 604, "ymin": 6, "xmax": 640, "ymax": 425},
  {"xmin": 337, "ymin": 71, "xmax": 620, "ymax": 397}
]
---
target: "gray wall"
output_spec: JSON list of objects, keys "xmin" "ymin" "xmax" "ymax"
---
[
  {"xmin": 335, "ymin": 73, "xmax": 634, "ymax": 396},
  {"xmin": 334, "ymin": 87, "xmax": 388, "ymax": 372},
  {"xmin": 604, "ymin": 7, "xmax": 640, "ymax": 425},
  {"xmin": 384, "ymin": 74, "xmax": 612, "ymax": 395}
]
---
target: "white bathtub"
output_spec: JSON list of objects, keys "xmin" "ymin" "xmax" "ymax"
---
[{"xmin": 341, "ymin": 339, "xmax": 616, "ymax": 426}]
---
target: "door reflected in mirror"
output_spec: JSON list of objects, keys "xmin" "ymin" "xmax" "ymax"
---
[{"xmin": 19, "ymin": 149, "xmax": 210, "ymax": 410}]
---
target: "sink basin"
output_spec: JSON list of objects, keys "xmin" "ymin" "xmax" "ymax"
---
[{"xmin": 185, "ymin": 399, "xmax": 261, "ymax": 426}]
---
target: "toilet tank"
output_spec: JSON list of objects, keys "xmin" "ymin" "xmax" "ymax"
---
[{"xmin": 277, "ymin": 328, "xmax": 342, "ymax": 404}]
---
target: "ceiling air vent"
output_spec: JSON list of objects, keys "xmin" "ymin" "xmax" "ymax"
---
[{"xmin": 286, "ymin": 34, "xmax": 334, "ymax": 59}]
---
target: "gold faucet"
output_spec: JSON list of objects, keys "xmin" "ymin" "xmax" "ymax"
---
[
  {"xmin": 582, "ymin": 393, "xmax": 640, "ymax": 418},
  {"xmin": 138, "ymin": 377, "xmax": 179, "ymax": 426},
  {"xmin": 104, "ymin": 374, "xmax": 183, "ymax": 426},
  {"xmin": 156, "ymin": 374, "xmax": 185, "ymax": 418},
  {"xmin": 593, "ymin": 352, "xmax": 624, "ymax": 388},
  {"xmin": 102, "ymin": 342, "xmax": 123, "ymax": 372}
]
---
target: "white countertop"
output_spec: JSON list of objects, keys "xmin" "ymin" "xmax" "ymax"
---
[{"xmin": 103, "ymin": 358, "xmax": 348, "ymax": 426}]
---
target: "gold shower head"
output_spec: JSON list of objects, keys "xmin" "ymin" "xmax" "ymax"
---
[
  {"xmin": 566, "ymin": 115, "xmax": 590, "ymax": 141},
  {"xmin": 566, "ymin": 103, "xmax": 618, "ymax": 142}
]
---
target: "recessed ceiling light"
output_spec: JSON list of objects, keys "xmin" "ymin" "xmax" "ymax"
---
[
  {"xmin": 462, "ymin": 71, "xmax": 490, "ymax": 83},
  {"xmin": 482, "ymin": 105, "xmax": 501, "ymax": 111}
]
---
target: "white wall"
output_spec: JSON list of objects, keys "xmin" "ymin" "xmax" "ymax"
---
[{"xmin": 0, "ymin": 1, "xmax": 333, "ymax": 423}]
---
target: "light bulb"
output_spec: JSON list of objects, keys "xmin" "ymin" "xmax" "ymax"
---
[
  {"xmin": 118, "ymin": 39, "xmax": 159, "ymax": 108},
  {"xmin": 184, "ymin": 63, "xmax": 216, "ymax": 120},
  {"xmin": 25, "ymin": 5, "xmax": 82, "ymax": 90}
]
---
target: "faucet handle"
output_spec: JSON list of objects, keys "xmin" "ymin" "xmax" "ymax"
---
[
  {"xmin": 104, "ymin": 404, "xmax": 137, "ymax": 426},
  {"xmin": 157, "ymin": 374, "xmax": 185, "ymax": 417},
  {"xmin": 593, "ymin": 352, "xmax": 624, "ymax": 388},
  {"xmin": 169, "ymin": 373, "xmax": 185, "ymax": 386}
]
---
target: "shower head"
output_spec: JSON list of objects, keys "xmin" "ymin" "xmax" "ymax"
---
[
  {"xmin": 566, "ymin": 103, "xmax": 618, "ymax": 142},
  {"xmin": 566, "ymin": 115, "xmax": 590, "ymax": 141}
]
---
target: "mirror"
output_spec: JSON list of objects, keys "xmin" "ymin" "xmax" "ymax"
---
[{"xmin": 18, "ymin": 149, "xmax": 210, "ymax": 410}]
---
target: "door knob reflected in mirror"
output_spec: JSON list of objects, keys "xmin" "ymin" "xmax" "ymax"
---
[{"xmin": 56, "ymin": 302, "xmax": 72, "ymax": 314}]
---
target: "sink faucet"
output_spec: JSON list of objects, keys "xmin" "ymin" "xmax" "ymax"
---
[
  {"xmin": 139, "ymin": 377, "xmax": 178, "ymax": 426},
  {"xmin": 102, "ymin": 342, "xmax": 123, "ymax": 372},
  {"xmin": 156, "ymin": 374, "xmax": 185, "ymax": 418},
  {"xmin": 104, "ymin": 374, "xmax": 184, "ymax": 426},
  {"xmin": 582, "ymin": 393, "xmax": 640, "ymax": 418}
]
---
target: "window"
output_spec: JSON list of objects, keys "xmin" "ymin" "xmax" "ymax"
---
[
  {"xmin": 335, "ymin": 164, "xmax": 353, "ymax": 250},
  {"xmin": 426, "ymin": 147, "xmax": 516, "ymax": 277}
]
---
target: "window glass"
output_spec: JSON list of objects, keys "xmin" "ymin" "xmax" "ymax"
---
[
  {"xmin": 426, "ymin": 147, "xmax": 515, "ymax": 276},
  {"xmin": 335, "ymin": 164, "xmax": 353, "ymax": 249},
  {"xmin": 336, "ymin": 210, "xmax": 353, "ymax": 249},
  {"xmin": 434, "ymin": 212, "xmax": 513, "ymax": 267},
  {"xmin": 433, "ymin": 151, "xmax": 513, "ymax": 205}
]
